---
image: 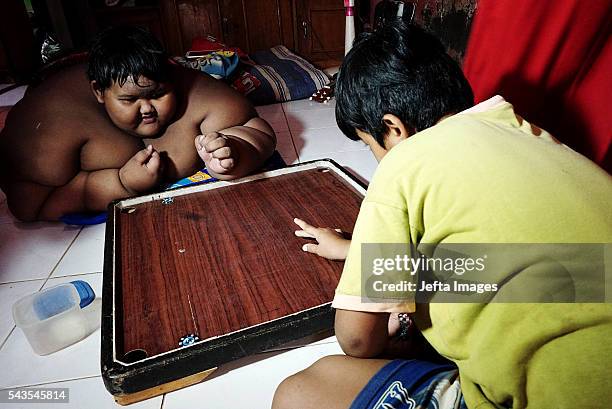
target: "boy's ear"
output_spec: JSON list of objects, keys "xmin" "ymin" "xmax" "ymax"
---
[
  {"xmin": 90, "ymin": 81, "xmax": 105, "ymax": 104},
  {"xmin": 382, "ymin": 114, "xmax": 411, "ymax": 148}
]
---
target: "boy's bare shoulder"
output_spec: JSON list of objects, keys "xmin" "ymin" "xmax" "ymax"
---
[
  {"xmin": 174, "ymin": 65, "xmax": 255, "ymax": 129},
  {"xmin": 7, "ymin": 63, "xmax": 99, "ymax": 131},
  {"xmin": 22, "ymin": 63, "xmax": 94, "ymax": 105}
]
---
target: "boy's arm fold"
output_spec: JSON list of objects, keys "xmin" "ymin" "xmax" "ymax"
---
[
  {"xmin": 204, "ymin": 116, "xmax": 276, "ymax": 180},
  {"xmin": 335, "ymin": 309, "xmax": 390, "ymax": 358},
  {"xmin": 38, "ymin": 168, "xmax": 133, "ymax": 220},
  {"xmin": 335, "ymin": 308, "xmax": 439, "ymax": 361}
]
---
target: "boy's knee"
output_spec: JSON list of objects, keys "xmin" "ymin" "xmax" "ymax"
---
[
  {"xmin": 273, "ymin": 373, "xmax": 302, "ymax": 409},
  {"xmin": 6, "ymin": 194, "xmax": 37, "ymax": 222},
  {"xmin": 273, "ymin": 355, "xmax": 345, "ymax": 409},
  {"xmin": 4, "ymin": 181, "xmax": 62, "ymax": 222}
]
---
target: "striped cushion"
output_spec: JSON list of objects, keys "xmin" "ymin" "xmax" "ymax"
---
[{"xmin": 243, "ymin": 46, "xmax": 329, "ymax": 105}]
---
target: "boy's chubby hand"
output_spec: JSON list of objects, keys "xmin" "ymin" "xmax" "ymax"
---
[
  {"xmin": 294, "ymin": 218, "xmax": 351, "ymax": 261},
  {"xmin": 195, "ymin": 132, "xmax": 238, "ymax": 175},
  {"xmin": 119, "ymin": 145, "xmax": 163, "ymax": 195}
]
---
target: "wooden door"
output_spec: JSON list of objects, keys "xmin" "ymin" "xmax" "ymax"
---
[
  {"xmin": 85, "ymin": 0, "xmax": 184, "ymax": 56},
  {"xmin": 295, "ymin": 0, "xmax": 346, "ymax": 64},
  {"xmin": 219, "ymin": 0, "xmax": 294, "ymax": 54},
  {"xmin": 175, "ymin": 0, "xmax": 223, "ymax": 52},
  {"xmin": 0, "ymin": 0, "xmax": 36, "ymax": 81},
  {"xmin": 218, "ymin": 0, "xmax": 249, "ymax": 51},
  {"xmin": 94, "ymin": 6, "xmax": 166, "ymax": 46}
]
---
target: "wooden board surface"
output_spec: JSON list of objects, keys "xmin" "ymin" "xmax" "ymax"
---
[{"xmin": 116, "ymin": 167, "xmax": 363, "ymax": 359}]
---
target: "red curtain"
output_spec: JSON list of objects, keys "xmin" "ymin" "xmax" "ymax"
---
[{"xmin": 463, "ymin": 0, "xmax": 611, "ymax": 172}]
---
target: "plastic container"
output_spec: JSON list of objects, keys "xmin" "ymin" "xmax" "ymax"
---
[{"xmin": 12, "ymin": 280, "xmax": 97, "ymax": 355}]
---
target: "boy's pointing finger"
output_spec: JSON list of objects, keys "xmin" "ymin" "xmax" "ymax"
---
[
  {"xmin": 294, "ymin": 218, "xmax": 318, "ymax": 236},
  {"xmin": 295, "ymin": 229, "xmax": 315, "ymax": 239}
]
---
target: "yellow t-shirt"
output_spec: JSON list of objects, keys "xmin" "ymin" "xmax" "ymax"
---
[{"xmin": 332, "ymin": 98, "xmax": 612, "ymax": 408}]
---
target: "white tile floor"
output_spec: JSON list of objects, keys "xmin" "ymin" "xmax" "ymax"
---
[{"xmin": 0, "ymin": 89, "xmax": 378, "ymax": 408}]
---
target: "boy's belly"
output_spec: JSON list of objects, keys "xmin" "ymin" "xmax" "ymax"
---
[
  {"xmin": 79, "ymin": 124, "xmax": 145, "ymax": 173},
  {"xmin": 145, "ymin": 122, "xmax": 203, "ymax": 181}
]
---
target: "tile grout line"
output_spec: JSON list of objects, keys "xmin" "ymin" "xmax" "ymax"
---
[
  {"xmin": 0, "ymin": 374, "xmax": 101, "ymax": 390},
  {"xmin": 288, "ymin": 125, "xmax": 340, "ymax": 133},
  {"xmin": 301, "ymin": 146, "xmax": 370, "ymax": 156},
  {"xmin": 280, "ymin": 101, "xmax": 370, "ymax": 162},
  {"xmin": 0, "ymin": 326, "xmax": 16, "ymax": 351},
  {"xmin": 280, "ymin": 103, "xmax": 301, "ymax": 163},
  {"xmin": 37, "ymin": 226, "xmax": 85, "ymax": 290},
  {"xmin": 0, "ymin": 270, "xmax": 101, "ymax": 286}
]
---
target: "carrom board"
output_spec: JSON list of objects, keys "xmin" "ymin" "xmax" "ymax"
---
[{"xmin": 101, "ymin": 160, "xmax": 366, "ymax": 402}]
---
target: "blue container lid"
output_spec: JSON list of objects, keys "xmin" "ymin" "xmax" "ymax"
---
[{"xmin": 70, "ymin": 281, "xmax": 95, "ymax": 308}]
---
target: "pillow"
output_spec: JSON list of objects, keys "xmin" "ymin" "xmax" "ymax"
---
[
  {"xmin": 174, "ymin": 51, "xmax": 241, "ymax": 79},
  {"xmin": 240, "ymin": 46, "xmax": 329, "ymax": 105}
]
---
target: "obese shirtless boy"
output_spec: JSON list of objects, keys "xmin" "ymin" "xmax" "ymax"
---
[{"xmin": 0, "ymin": 26, "xmax": 276, "ymax": 221}]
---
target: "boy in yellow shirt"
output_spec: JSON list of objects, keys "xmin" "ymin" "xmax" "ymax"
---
[{"xmin": 273, "ymin": 23, "xmax": 612, "ymax": 409}]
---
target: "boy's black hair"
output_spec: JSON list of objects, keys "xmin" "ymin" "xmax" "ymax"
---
[
  {"xmin": 335, "ymin": 23, "xmax": 474, "ymax": 146},
  {"xmin": 87, "ymin": 26, "xmax": 170, "ymax": 90}
]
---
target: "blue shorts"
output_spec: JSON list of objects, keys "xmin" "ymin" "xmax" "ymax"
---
[{"xmin": 350, "ymin": 360, "xmax": 466, "ymax": 409}]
